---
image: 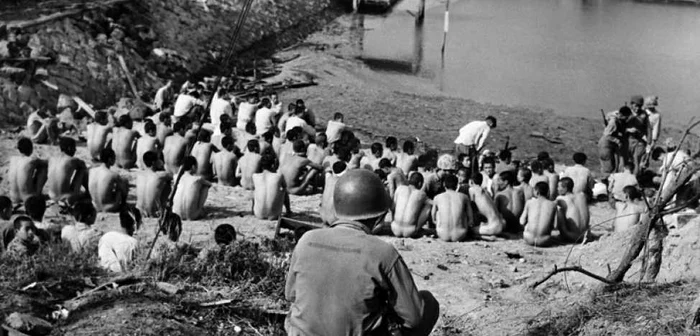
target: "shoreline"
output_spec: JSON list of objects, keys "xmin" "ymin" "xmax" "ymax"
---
[{"xmin": 269, "ymin": 13, "xmax": 689, "ymax": 172}]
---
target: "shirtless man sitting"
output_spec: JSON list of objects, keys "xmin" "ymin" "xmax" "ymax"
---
[
  {"xmin": 136, "ymin": 151, "xmax": 173, "ymax": 217},
  {"xmin": 382, "ymin": 137, "xmax": 399, "ymax": 166},
  {"xmin": 252, "ymin": 151, "xmax": 291, "ymax": 220},
  {"xmin": 163, "ymin": 121, "xmax": 189, "ymax": 174},
  {"xmin": 156, "ymin": 113, "xmax": 173, "ymax": 146},
  {"xmin": 542, "ymin": 158, "xmax": 560, "ymax": 200},
  {"xmin": 360, "ymin": 142, "xmax": 384, "ymax": 171},
  {"xmin": 306, "ymin": 133, "xmax": 329, "ymax": 166},
  {"xmin": 87, "ymin": 111, "xmax": 113, "ymax": 161},
  {"xmin": 111, "ymin": 115, "xmax": 140, "ymax": 169},
  {"xmin": 516, "ymin": 167, "xmax": 534, "ymax": 201},
  {"xmin": 88, "ymin": 148, "xmax": 129, "ymax": 212},
  {"xmin": 8, "ymin": 138, "xmax": 48, "ymax": 205},
  {"xmin": 520, "ymin": 182, "xmax": 557, "ymax": 247},
  {"xmin": 391, "ymin": 173, "xmax": 432, "ymax": 238},
  {"xmin": 608, "ymin": 162, "xmax": 639, "ymax": 203},
  {"xmin": 396, "ymin": 140, "xmax": 419, "ymax": 175},
  {"xmin": 613, "ymin": 186, "xmax": 647, "ymax": 232},
  {"xmin": 236, "ymin": 140, "xmax": 262, "ymax": 190},
  {"xmin": 173, "ymin": 156, "xmax": 212, "ymax": 220},
  {"xmin": 26, "ymin": 107, "xmax": 58, "ymax": 144},
  {"xmin": 280, "ymin": 140, "xmax": 323, "ymax": 195},
  {"xmin": 494, "ymin": 171, "xmax": 525, "ymax": 232},
  {"xmin": 191, "ymin": 131, "xmax": 218, "ymax": 180},
  {"xmin": 469, "ymin": 173, "xmax": 506, "ymax": 236},
  {"xmin": 47, "ymin": 137, "xmax": 88, "ymax": 203},
  {"xmin": 136, "ymin": 121, "xmax": 161, "ymax": 170},
  {"xmin": 378, "ymin": 158, "xmax": 408, "ymax": 199},
  {"xmin": 320, "ymin": 161, "xmax": 347, "ymax": 225},
  {"xmin": 432, "ymin": 175, "xmax": 473, "ymax": 242},
  {"xmin": 211, "ymin": 135, "xmax": 239, "ymax": 186},
  {"xmin": 528, "ymin": 160, "xmax": 548, "ymax": 189},
  {"xmin": 555, "ymin": 177, "xmax": 590, "ymax": 243}
]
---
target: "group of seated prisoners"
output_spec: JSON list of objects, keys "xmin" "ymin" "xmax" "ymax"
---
[{"xmin": 2, "ymin": 83, "xmax": 665, "ymax": 266}]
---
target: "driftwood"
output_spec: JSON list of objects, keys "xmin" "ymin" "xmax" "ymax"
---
[
  {"xmin": 117, "ymin": 55, "xmax": 141, "ymax": 101},
  {"xmin": 199, "ymin": 298, "xmax": 238, "ymax": 308},
  {"xmin": 530, "ymin": 266, "xmax": 614, "ymax": 289},
  {"xmin": 6, "ymin": 0, "xmax": 131, "ymax": 29}
]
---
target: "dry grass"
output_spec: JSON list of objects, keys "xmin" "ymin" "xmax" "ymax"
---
[{"xmin": 526, "ymin": 281, "xmax": 699, "ymax": 336}]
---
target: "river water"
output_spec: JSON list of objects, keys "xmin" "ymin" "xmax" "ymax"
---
[{"xmin": 361, "ymin": 0, "xmax": 700, "ymax": 123}]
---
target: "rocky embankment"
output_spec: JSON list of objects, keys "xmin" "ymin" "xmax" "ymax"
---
[{"xmin": 0, "ymin": 0, "xmax": 343, "ymax": 125}]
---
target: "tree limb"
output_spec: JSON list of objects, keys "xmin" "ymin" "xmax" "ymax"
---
[{"xmin": 530, "ymin": 266, "xmax": 614, "ymax": 289}]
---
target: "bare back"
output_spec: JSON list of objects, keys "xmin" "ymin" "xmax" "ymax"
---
[
  {"xmin": 47, "ymin": 155, "xmax": 86, "ymax": 201},
  {"xmin": 391, "ymin": 185, "xmax": 430, "ymax": 238},
  {"xmin": 613, "ymin": 201, "xmax": 645, "ymax": 232},
  {"xmin": 211, "ymin": 151, "xmax": 238, "ymax": 186},
  {"xmin": 521, "ymin": 198, "xmax": 556, "ymax": 246},
  {"xmin": 432, "ymin": 190, "xmax": 471, "ymax": 242},
  {"xmin": 307, "ymin": 145, "xmax": 327, "ymax": 166},
  {"xmin": 163, "ymin": 134, "xmax": 188, "ymax": 175},
  {"xmin": 280, "ymin": 155, "xmax": 311, "ymax": 189},
  {"xmin": 556, "ymin": 193, "xmax": 588, "ymax": 242},
  {"xmin": 237, "ymin": 152, "xmax": 262, "ymax": 190},
  {"xmin": 136, "ymin": 170, "xmax": 172, "ymax": 217},
  {"xmin": 396, "ymin": 153, "xmax": 418, "ymax": 174},
  {"xmin": 9, "ymin": 156, "xmax": 48, "ymax": 203},
  {"xmin": 112, "ymin": 128, "xmax": 139, "ymax": 168},
  {"xmin": 470, "ymin": 186, "xmax": 505, "ymax": 236},
  {"xmin": 87, "ymin": 124, "xmax": 112, "ymax": 160},
  {"xmin": 252, "ymin": 171, "xmax": 286, "ymax": 220},
  {"xmin": 191, "ymin": 142, "xmax": 214, "ymax": 179},
  {"xmin": 136, "ymin": 135, "xmax": 159, "ymax": 170}
]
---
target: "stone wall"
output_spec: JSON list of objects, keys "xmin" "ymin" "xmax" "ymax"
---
[{"xmin": 0, "ymin": 0, "xmax": 339, "ymax": 125}]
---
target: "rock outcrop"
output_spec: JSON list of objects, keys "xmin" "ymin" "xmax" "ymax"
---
[{"xmin": 0, "ymin": 0, "xmax": 338, "ymax": 125}]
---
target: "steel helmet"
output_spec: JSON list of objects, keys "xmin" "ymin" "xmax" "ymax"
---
[
  {"xmin": 437, "ymin": 154, "xmax": 458, "ymax": 170},
  {"xmin": 334, "ymin": 169, "xmax": 391, "ymax": 221}
]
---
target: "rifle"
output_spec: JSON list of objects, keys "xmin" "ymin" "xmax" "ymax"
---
[{"xmin": 600, "ymin": 109, "xmax": 608, "ymax": 127}]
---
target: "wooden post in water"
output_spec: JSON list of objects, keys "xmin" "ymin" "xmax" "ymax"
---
[
  {"xmin": 416, "ymin": 0, "xmax": 425, "ymax": 25},
  {"xmin": 441, "ymin": 0, "xmax": 450, "ymax": 56}
]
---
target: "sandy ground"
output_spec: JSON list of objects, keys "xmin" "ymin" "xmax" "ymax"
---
[{"xmin": 1, "ymin": 11, "xmax": 694, "ymax": 336}]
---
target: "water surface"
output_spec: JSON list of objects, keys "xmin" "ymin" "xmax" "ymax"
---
[{"xmin": 362, "ymin": 0, "xmax": 700, "ymax": 122}]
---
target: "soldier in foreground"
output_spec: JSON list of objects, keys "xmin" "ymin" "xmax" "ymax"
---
[{"xmin": 285, "ymin": 169, "xmax": 439, "ymax": 335}]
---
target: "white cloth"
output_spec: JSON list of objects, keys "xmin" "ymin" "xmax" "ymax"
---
[
  {"xmin": 61, "ymin": 222, "xmax": 102, "ymax": 252},
  {"xmin": 286, "ymin": 116, "xmax": 315, "ymax": 136},
  {"xmin": 210, "ymin": 96, "xmax": 233, "ymax": 134},
  {"xmin": 254, "ymin": 107, "xmax": 277, "ymax": 135},
  {"xmin": 646, "ymin": 110, "xmax": 661, "ymax": 143},
  {"xmin": 236, "ymin": 102, "xmax": 258, "ymax": 130},
  {"xmin": 98, "ymin": 231, "xmax": 138, "ymax": 273},
  {"xmin": 173, "ymin": 94, "xmax": 204, "ymax": 118},
  {"xmin": 325, "ymin": 120, "xmax": 345, "ymax": 144},
  {"xmin": 453, "ymin": 120, "xmax": 490, "ymax": 149}
]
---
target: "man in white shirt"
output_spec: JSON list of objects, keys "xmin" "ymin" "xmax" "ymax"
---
[
  {"xmin": 61, "ymin": 201, "xmax": 102, "ymax": 252},
  {"xmin": 173, "ymin": 90, "xmax": 204, "ymax": 119},
  {"xmin": 154, "ymin": 80, "xmax": 174, "ymax": 111},
  {"xmin": 236, "ymin": 96, "xmax": 259, "ymax": 130},
  {"xmin": 209, "ymin": 88, "xmax": 233, "ymax": 134},
  {"xmin": 645, "ymin": 96, "xmax": 661, "ymax": 148},
  {"xmin": 326, "ymin": 113, "xmax": 346, "ymax": 145},
  {"xmin": 254, "ymin": 98, "xmax": 278, "ymax": 135},
  {"xmin": 286, "ymin": 105, "xmax": 316, "ymax": 139},
  {"xmin": 453, "ymin": 116, "xmax": 496, "ymax": 154},
  {"xmin": 99, "ymin": 208, "xmax": 140, "ymax": 273}
]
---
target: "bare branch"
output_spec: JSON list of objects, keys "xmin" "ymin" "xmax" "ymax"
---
[{"xmin": 530, "ymin": 266, "xmax": 614, "ymax": 289}]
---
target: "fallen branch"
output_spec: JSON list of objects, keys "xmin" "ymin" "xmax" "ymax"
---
[
  {"xmin": 530, "ymin": 266, "xmax": 614, "ymax": 289},
  {"xmin": 6, "ymin": 0, "xmax": 131, "ymax": 29},
  {"xmin": 117, "ymin": 54, "xmax": 141, "ymax": 101}
]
